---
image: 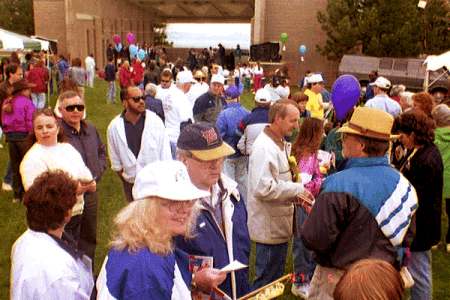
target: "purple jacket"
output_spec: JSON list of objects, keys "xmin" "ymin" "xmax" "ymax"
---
[{"xmin": 1, "ymin": 95, "xmax": 35, "ymax": 133}]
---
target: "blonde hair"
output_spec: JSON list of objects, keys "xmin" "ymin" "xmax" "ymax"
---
[{"xmin": 110, "ymin": 197, "xmax": 197, "ymax": 255}]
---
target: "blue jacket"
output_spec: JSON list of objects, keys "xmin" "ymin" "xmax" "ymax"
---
[
  {"xmin": 216, "ymin": 103, "xmax": 249, "ymax": 158},
  {"xmin": 97, "ymin": 247, "xmax": 191, "ymax": 300},
  {"xmin": 302, "ymin": 157, "xmax": 417, "ymax": 269},
  {"xmin": 144, "ymin": 95, "xmax": 165, "ymax": 123},
  {"xmin": 175, "ymin": 176, "xmax": 251, "ymax": 298}
]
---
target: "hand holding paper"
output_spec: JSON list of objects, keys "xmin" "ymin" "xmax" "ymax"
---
[{"xmin": 220, "ymin": 260, "xmax": 248, "ymax": 273}]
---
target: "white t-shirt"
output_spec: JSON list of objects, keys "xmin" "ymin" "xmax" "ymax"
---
[{"xmin": 163, "ymin": 87, "xmax": 194, "ymax": 143}]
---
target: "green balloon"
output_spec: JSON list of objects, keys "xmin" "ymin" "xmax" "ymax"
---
[{"xmin": 280, "ymin": 32, "xmax": 288, "ymax": 43}]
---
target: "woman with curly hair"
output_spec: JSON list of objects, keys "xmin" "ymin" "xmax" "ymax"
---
[
  {"xmin": 394, "ymin": 109, "xmax": 443, "ymax": 300},
  {"xmin": 96, "ymin": 160, "xmax": 226, "ymax": 300},
  {"xmin": 11, "ymin": 170, "xmax": 94, "ymax": 299},
  {"xmin": 412, "ymin": 91, "xmax": 435, "ymax": 117}
]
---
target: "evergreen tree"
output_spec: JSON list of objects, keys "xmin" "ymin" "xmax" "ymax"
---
[
  {"xmin": 317, "ymin": 0, "xmax": 449, "ymax": 60},
  {"xmin": 0, "ymin": 0, "xmax": 34, "ymax": 36}
]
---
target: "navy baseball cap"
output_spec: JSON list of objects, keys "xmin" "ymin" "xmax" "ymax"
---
[
  {"xmin": 177, "ymin": 122, "xmax": 235, "ymax": 161},
  {"xmin": 224, "ymin": 86, "xmax": 241, "ymax": 99}
]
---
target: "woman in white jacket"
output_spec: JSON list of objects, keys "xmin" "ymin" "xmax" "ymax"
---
[{"xmin": 20, "ymin": 108, "xmax": 95, "ymax": 242}]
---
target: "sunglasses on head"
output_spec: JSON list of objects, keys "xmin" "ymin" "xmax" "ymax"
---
[
  {"xmin": 130, "ymin": 96, "xmax": 144, "ymax": 103},
  {"xmin": 65, "ymin": 104, "xmax": 85, "ymax": 112}
]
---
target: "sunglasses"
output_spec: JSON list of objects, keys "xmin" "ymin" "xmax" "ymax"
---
[
  {"xmin": 65, "ymin": 104, "xmax": 85, "ymax": 112},
  {"xmin": 130, "ymin": 96, "xmax": 144, "ymax": 103},
  {"xmin": 195, "ymin": 77, "xmax": 206, "ymax": 81}
]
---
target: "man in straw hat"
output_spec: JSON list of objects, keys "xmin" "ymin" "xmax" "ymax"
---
[
  {"xmin": 301, "ymin": 107, "xmax": 418, "ymax": 299},
  {"xmin": 175, "ymin": 122, "xmax": 250, "ymax": 299}
]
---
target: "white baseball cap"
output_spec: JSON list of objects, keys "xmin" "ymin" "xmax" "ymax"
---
[
  {"xmin": 211, "ymin": 74, "xmax": 225, "ymax": 85},
  {"xmin": 370, "ymin": 76, "xmax": 391, "ymax": 89},
  {"xmin": 307, "ymin": 73, "xmax": 324, "ymax": 84},
  {"xmin": 275, "ymin": 86, "xmax": 289, "ymax": 98},
  {"xmin": 132, "ymin": 160, "xmax": 210, "ymax": 201},
  {"xmin": 177, "ymin": 70, "xmax": 195, "ymax": 84},
  {"xmin": 255, "ymin": 88, "xmax": 271, "ymax": 103}
]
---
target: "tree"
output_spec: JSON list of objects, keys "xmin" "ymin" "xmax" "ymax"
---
[
  {"xmin": 0, "ymin": 0, "xmax": 34, "ymax": 36},
  {"xmin": 153, "ymin": 23, "xmax": 173, "ymax": 47},
  {"xmin": 317, "ymin": 0, "xmax": 449, "ymax": 60}
]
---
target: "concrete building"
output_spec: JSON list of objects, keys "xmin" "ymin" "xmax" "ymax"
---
[{"xmin": 33, "ymin": 0, "xmax": 338, "ymax": 83}]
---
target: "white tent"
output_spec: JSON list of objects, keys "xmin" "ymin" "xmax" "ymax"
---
[
  {"xmin": 424, "ymin": 50, "xmax": 450, "ymax": 71},
  {"xmin": 0, "ymin": 27, "xmax": 48, "ymax": 50}
]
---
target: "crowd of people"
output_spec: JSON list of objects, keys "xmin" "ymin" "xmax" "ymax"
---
[{"xmin": 1, "ymin": 43, "xmax": 449, "ymax": 300}]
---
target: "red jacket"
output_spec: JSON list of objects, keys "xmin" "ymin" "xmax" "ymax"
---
[
  {"xmin": 119, "ymin": 67, "xmax": 133, "ymax": 89},
  {"xmin": 131, "ymin": 61, "xmax": 144, "ymax": 85},
  {"xmin": 27, "ymin": 66, "xmax": 49, "ymax": 93}
]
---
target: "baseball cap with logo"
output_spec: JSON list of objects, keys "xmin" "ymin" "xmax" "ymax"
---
[
  {"xmin": 177, "ymin": 122, "xmax": 235, "ymax": 161},
  {"xmin": 369, "ymin": 76, "xmax": 391, "ymax": 90},
  {"xmin": 211, "ymin": 74, "xmax": 225, "ymax": 85},
  {"xmin": 132, "ymin": 160, "xmax": 210, "ymax": 201},
  {"xmin": 255, "ymin": 88, "xmax": 271, "ymax": 103}
]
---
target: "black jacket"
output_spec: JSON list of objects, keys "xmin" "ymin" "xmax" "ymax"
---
[
  {"xmin": 399, "ymin": 143, "xmax": 443, "ymax": 251},
  {"xmin": 60, "ymin": 120, "xmax": 107, "ymax": 182}
]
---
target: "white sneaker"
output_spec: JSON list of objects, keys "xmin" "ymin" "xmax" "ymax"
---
[
  {"xmin": 2, "ymin": 182, "xmax": 12, "ymax": 191},
  {"xmin": 291, "ymin": 283, "xmax": 310, "ymax": 299}
]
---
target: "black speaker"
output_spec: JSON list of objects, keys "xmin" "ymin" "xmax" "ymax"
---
[{"xmin": 250, "ymin": 42, "xmax": 281, "ymax": 62}]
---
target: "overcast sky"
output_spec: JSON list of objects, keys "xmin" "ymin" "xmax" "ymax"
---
[{"xmin": 166, "ymin": 23, "xmax": 251, "ymax": 49}]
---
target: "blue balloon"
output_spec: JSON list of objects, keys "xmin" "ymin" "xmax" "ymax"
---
[
  {"xmin": 129, "ymin": 44, "xmax": 138, "ymax": 58},
  {"xmin": 299, "ymin": 44, "xmax": 307, "ymax": 55},
  {"xmin": 137, "ymin": 49, "xmax": 146, "ymax": 61},
  {"xmin": 331, "ymin": 75, "xmax": 361, "ymax": 121}
]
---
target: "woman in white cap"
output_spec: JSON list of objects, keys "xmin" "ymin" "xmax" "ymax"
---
[{"xmin": 96, "ymin": 160, "xmax": 226, "ymax": 299}]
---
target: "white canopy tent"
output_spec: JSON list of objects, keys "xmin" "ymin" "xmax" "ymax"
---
[
  {"xmin": 0, "ymin": 28, "xmax": 49, "ymax": 51},
  {"xmin": 423, "ymin": 50, "xmax": 450, "ymax": 91}
]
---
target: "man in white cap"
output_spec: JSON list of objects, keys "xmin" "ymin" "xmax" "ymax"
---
[
  {"xmin": 365, "ymin": 76, "xmax": 402, "ymax": 117},
  {"xmin": 193, "ymin": 74, "xmax": 226, "ymax": 124},
  {"xmin": 304, "ymin": 73, "xmax": 325, "ymax": 119},
  {"xmin": 237, "ymin": 88, "xmax": 271, "ymax": 156},
  {"xmin": 164, "ymin": 70, "xmax": 195, "ymax": 158}
]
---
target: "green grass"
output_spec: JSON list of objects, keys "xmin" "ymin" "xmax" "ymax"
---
[{"xmin": 0, "ymin": 80, "xmax": 449, "ymax": 299}]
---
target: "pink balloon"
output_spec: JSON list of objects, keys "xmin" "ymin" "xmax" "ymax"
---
[
  {"xmin": 113, "ymin": 34, "xmax": 121, "ymax": 44},
  {"xmin": 126, "ymin": 32, "xmax": 136, "ymax": 44}
]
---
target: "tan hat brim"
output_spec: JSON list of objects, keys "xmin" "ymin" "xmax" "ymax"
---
[
  {"xmin": 190, "ymin": 142, "xmax": 235, "ymax": 161},
  {"xmin": 338, "ymin": 124, "xmax": 397, "ymax": 140}
]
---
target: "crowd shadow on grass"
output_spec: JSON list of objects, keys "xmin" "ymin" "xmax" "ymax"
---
[{"xmin": 0, "ymin": 80, "xmax": 448, "ymax": 299}]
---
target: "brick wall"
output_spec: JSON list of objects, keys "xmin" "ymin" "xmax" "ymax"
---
[
  {"xmin": 33, "ymin": 0, "xmax": 155, "ymax": 69},
  {"xmin": 255, "ymin": 0, "xmax": 339, "ymax": 86}
]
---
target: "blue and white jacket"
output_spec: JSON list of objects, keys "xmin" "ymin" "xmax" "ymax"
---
[
  {"xmin": 96, "ymin": 247, "xmax": 192, "ymax": 300},
  {"xmin": 175, "ymin": 175, "xmax": 251, "ymax": 299},
  {"xmin": 302, "ymin": 156, "xmax": 418, "ymax": 269}
]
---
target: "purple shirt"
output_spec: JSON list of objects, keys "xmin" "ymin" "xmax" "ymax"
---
[{"xmin": 1, "ymin": 95, "xmax": 35, "ymax": 133}]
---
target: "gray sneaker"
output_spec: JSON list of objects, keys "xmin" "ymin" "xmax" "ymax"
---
[{"xmin": 291, "ymin": 283, "xmax": 310, "ymax": 299}]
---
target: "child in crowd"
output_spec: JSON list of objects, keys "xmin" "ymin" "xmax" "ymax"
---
[
  {"xmin": 292, "ymin": 91, "xmax": 311, "ymax": 122},
  {"xmin": 291, "ymin": 117, "xmax": 324, "ymax": 298},
  {"xmin": 334, "ymin": 259, "xmax": 404, "ymax": 300}
]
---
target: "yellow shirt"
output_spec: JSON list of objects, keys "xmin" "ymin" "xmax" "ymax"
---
[{"xmin": 304, "ymin": 89, "xmax": 324, "ymax": 119}]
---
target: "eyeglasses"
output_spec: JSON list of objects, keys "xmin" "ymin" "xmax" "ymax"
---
[
  {"xmin": 161, "ymin": 200, "xmax": 196, "ymax": 213},
  {"xmin": 64, "ymin": 104, "xmax": 85, "ymax": 112},
  {"xmin": 129, "ymin": 96, "xmax": 144, "ymax": 103}
]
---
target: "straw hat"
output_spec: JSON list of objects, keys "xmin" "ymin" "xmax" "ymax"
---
[{"xmin": 338, "ymin": 107, "xmax": 395, "ymax": 141}]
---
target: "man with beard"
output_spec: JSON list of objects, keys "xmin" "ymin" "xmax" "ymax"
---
[{"xmin": 107, "ymin": 86, "xmax": 171, "ymax": 202}]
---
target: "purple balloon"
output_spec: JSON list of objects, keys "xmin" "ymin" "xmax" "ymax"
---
[{"xmin": 331, "ymin": 75, "xmax": 361, "ymax": 121}]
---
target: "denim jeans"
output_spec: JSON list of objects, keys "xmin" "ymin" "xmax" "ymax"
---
[
  {"xmin": 31, "ymin": 93, "xmax": 46, "ymax": 109},
  {"xmin": 3, "ymin": 160, "xmax": 12, "ymax": 185},
  {"xmin": 223, "ymin": 156, "xmax": 248, "ymax": 202},
  {"xmin": 106, "ymin": 81, "xmax": 116, "ymax": 103},
  {"xmin": 293, "ymin": 205, "xmax": 316, "ymax": 284},
  {"xmin": 409, "ymin": 250, "xmax": 432, "ymax": 300},
  {"xmin": 253, "ymin": 242, "xmax": 288, "ymax": 290}
]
